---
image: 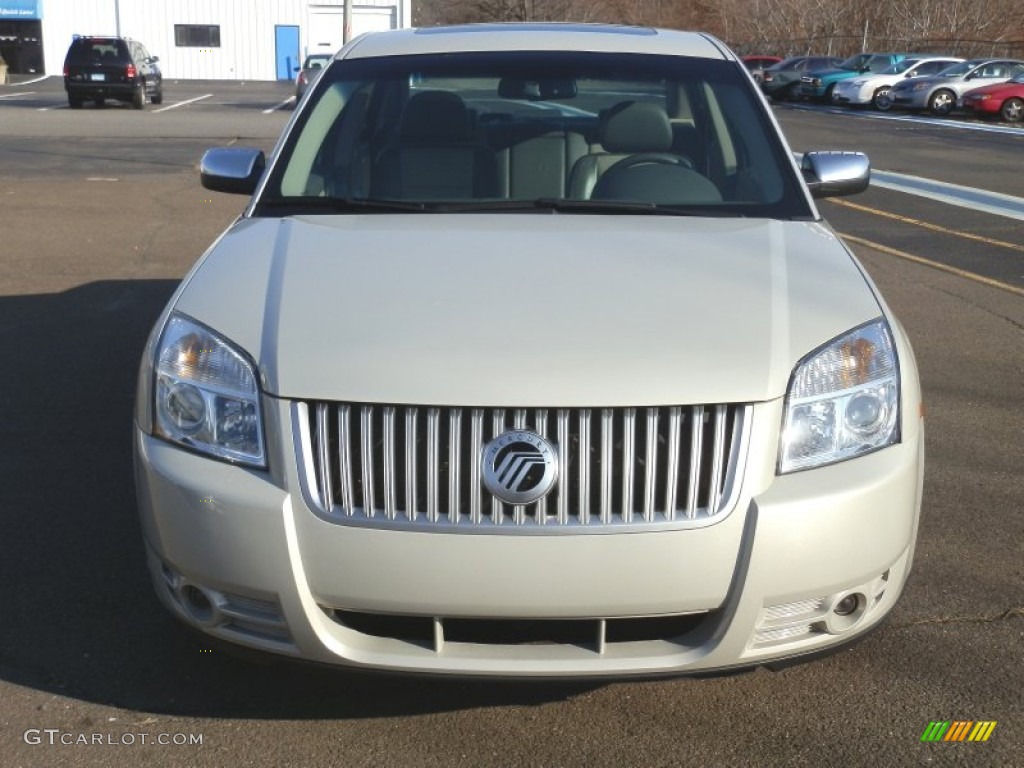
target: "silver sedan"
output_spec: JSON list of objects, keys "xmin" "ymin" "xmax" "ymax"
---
[{"xmin": 888, "ymin": 58, "xmax": 1024, "ymax": 115}]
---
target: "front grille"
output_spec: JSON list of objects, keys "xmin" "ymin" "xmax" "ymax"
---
[
  {"xmin": 326, "ymin": 608, "xmax": 712, "ymax": 651},
  {"xmin": 299, "ymin": 402, "xmax": 749, "ymax": 532}
]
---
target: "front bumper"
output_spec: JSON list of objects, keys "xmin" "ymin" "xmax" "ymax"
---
[
  {"xmin": 135, "ymin": 389, "xmax": 924, "ymax": 677},
  {"xmin": 833, "ymin": 82, "xmax": 872, "ymax": 106},
  {"xmin": 890, "ymin": 91, "xmax": 929, "ymax": 109}
]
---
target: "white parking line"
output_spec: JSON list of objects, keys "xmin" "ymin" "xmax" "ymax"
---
[
  {"xmin": 152, "ymin": 94, "xmax": 212, "ymax": 113},
  {"xmin": 872, "ymin": 171, "xmax": 1024, "ymax": 222},
  {"xmin": 783, "ymin": 103, "xmax": 1024, "ymax": 137},
  {"xmin": 7, "ymin": 74, "xmax": 51, "ymax": 86},
  {"xmin": 0, "ymin": 91, "xmax": 35, "ymax": 99},
  {"xmin": 263, "ymin": 97, "xmax": 294, "ymax": 114}
]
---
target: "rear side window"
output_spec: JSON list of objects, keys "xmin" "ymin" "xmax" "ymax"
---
[{"xmin": 66, "ymin": 39, "xmax": 130, "ymax": 65}]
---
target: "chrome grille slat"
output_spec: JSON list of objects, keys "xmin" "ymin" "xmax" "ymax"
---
[
  {"xmin": 382, "ymin": 407, "xmax": 397, "ymax": 521},
  {"xmin": 535, "ymin": 409, "xmax": 549, "ymax": 525},
  {"xmin": 448, "ymin": 409, "xmax": 462, "ymax": 525},
  {"xmin": 426, "ymin": 408, "xmax": 440, "ymax": 523},
  {"xmin": 491, "ymin": 410, "xmax": 505, "ymax": 524},
  {"xmin": 360, "ymin": 406, "xmax": 375, "ymax": 518},
  {"xmin": 643, "ymin": 408, "xmax": 659, "ymax": 522},
  {"xmin": 664, "ymin": 407, "xmax": 681, "ymax": 522},
  {"xmin": 337, "ymin": 405, "xmax": 355, "ymax": 516},
  {"xmin": 621, "ymin": 408, "xmax": 636, "ymax": 523},
  {"xmin": 469, "ymin": 410, "xmax": 484, "ymax": 524},
  {"xmin": 686, "ymin": 405, "xmax": 704, "ymax": 519},
  {"xmin": 556, "ymin": 410, "xmax": 570, "ymax": 525},
  {"xmin": 578, "ymin": 409, "xmax": 591, "ymax": 525},
  {"xmin": 315, "ymin": 403, "xmax": 332, "ymax": 512},
  {"xmin": 404, "ymin": 408, "xmax": 417, "ymax": 521},
  {"xmin": 709, "ymin": 404, "xmax": 727, "ymax": 513},
  {"xmin": 305, "ymin": 402, "xmax": 748, "ymax": 531},
  {"xmin": 600, "ymin": 409, "xmax": 614, "ymax": 525}
]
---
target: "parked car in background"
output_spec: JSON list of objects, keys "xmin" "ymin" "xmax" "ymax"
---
[
  {"xmin": 742, "ymin": 55, "xmax": 782, "ymax": 82},
  {"xmin": 961, "ymin": 72, "xmax": 1024, "ymax": 122},
  {"xmin": 137, "ymin": 23, "xmax": 924, "ymax": 678},
  {"xmin": 800, "ymin": 53, "xmax": 910, "ymax": 102},
  {"xmin": 833, "ymin": 56, "xmax": 963, "ymax": 110},
  {"xmin": 889, "ymin": 58, "xmax": 1024, "ymax": 115},
  {"xmin": 295, "ymin": 53, "xmax": 333, "ymax": 102},
  {"xmin": 760, "ymin": 56, "xmax": 843, "ymax": 101},
  {"xmin": 63, "ymin": 35, "xmax": 162, "ymax": 109}
]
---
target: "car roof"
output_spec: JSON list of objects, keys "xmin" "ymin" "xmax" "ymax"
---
[{"xmin": 341, "ymin": 23, "xmax": 728, "ymax": 61}]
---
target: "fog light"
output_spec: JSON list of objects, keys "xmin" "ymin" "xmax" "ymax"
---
[{"xmin": 834, "ymin": 594, "xmax": 859, "ymax": 616}]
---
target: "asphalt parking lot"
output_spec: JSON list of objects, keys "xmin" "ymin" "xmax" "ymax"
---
[{"xmin": 0, "ymin": 78, "xmax": 1022, "ymax": 767}]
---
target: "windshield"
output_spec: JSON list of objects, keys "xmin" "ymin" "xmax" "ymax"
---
[
  {"xmin": 304, "ymin": 54, "xmax": 332, "ymax": 70},
  {"xmin": 883, "ymin": 60, "xmax": 917, "ymax": 75},
  {"xmin": 838, "ymin": 54, "xmax": 871, "ymax": 71},
  {"xmin": 261, "ymin": 51, "xmax": 810, "ymax": 219},
  {"xmin": 66, "ymin": 38, "xmax": 130, "ymax": 65},
  {"xmin": 938, "ymin": 60, "xmax": 979, "ymax": 77}
]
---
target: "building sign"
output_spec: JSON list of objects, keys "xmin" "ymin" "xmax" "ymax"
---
[{"xmin": 0, "ymin": 0, "xmax": 41, "ymax": 20}]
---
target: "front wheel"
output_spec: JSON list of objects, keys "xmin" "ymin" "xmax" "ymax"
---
[
  {"xmin": 132, "ymin": 84, "xmax": 146, "ymax": 110},
  {"xmin": 872, "ymin": 86, "xmax": 892, "ymax": 111},
  {"xmin": 150, "ymin": 86, "xmax": 163, "ymax": 105},
  {"xmin": 824, "ymin": 84, "xmax": 836, "ymax": 104},
  {"xmin": 928, "ymin": 89, "xmax": 956, "ymax": 116},
  {"xmin": 1000, "ymin": 97, "xmax": 1023, "ymax": 123}
]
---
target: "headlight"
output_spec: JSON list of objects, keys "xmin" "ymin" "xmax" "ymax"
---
[
  {"xmin": 850, "ymin": 79, "xmax": 865, "ymax": 87},
  {"xmin": 779, "ymin": 319, "xmax": 899, "ymax": 474},
  {"xmin": 153, "ymin": 313, "xmax": 265, "ymax": 467},
  {"xmin": 912, "ymin": 83, "xmax": 930, "ymax": 91},
  {"xmin": 976, "ymin": 94, "xmax": 992, "ymax": 101},
  {"xmin": 812, "ymin": 78, "xmax": 823, "ymax": 86}
]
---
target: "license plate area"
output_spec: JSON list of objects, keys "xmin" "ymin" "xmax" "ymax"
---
[{"xmin": 90, "ymin": 73, "xmax": 106, "ymax": 82}]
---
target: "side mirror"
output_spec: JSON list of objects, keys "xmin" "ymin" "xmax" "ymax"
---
[
  {"xmin": 801, "ymin": 151, "xmax": 870, "ymax": 199},
  {"xmin": 200, "ymin": 147, "xmax": 266, "ymax": 195},
  {"xmin": 150, "ymin": 55, "xmax": 159, "ymax": 63}
]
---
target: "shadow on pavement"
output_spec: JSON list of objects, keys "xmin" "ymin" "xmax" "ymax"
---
[{"xmin": 0, "ymin": 280, "xmax": 601, "ymax": 719}]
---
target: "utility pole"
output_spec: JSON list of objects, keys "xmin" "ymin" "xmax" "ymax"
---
[
  {"xmin": 344, "ymin": 0, "xmax": 353, "ymax": 44},
  {"xmin": 114, "ymin": 0, "xmax": 121, "ymax": 36}
]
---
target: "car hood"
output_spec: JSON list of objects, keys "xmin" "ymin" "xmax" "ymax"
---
[
  {"xmin": 808, "ymin": 67, "xmax": 857, "ymax": 80},
  {"xmin": 173, "ymin": 214, "xmax": 882, "ymax": 406}
]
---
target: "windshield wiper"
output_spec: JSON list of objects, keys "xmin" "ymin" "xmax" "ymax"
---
[
  {"xmin": 446, "ymin": 198, "xmax": 745, "ymax": 217},
  {"xmin": 258, "ymin": 196, "xmax": 744, "ymax": 217},
  {"xmin": 258, "ymin": 196, "xmax": 431, "ymax": 213}
]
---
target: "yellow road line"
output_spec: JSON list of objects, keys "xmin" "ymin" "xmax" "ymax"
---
[
  {"xmin": 838, "ymin": 233, "xmax": 1024, "ymax": 298},
  {"xmin": 829, "ymin": 198, "xmax": 1024, "ymax": 253}
]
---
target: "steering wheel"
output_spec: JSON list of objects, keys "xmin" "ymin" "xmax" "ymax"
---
[{"xmin": 604, "ymin": 152, "xmax": 694, "ymax": 173}]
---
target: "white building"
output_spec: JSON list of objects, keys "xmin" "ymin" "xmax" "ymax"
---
[{"xmin": 0, "ymin": 0, "xmax": 412, "ymax": 81}]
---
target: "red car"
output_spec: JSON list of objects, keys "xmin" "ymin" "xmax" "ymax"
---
[
  {"xmin": 742, "ymin": 55, "xmax": 783, "ymax": 83},
  {"xmin": 961, "ymin": 73, "xmax": 1024, "ymax": 122}
]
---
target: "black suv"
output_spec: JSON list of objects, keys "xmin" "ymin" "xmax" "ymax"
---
[{"xmin": 63, "ymin": 36, "xmax": 163, "ymax": 109}]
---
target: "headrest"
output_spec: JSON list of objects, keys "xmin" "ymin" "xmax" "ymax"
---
[
  {"xmin": 400, "ymin": 91, "xmax": 471, "ymax": 143},
  {"xmin": 601, "ymin": 101, "xmax": 673, "ymax": 153}
]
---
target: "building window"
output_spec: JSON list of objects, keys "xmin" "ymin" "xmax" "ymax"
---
[{"xmin": 174, "ymin": 24, "xmax": 220, "ymax": 48}]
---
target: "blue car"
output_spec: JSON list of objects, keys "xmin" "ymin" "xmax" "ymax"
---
[{"xmin": 800, "ymin": 53, "xmax": 911, "ymax": 102}]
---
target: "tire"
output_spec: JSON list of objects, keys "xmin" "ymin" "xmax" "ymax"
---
[
  {"xmin": 823, "ymin": 83, "xmax": 836, "ymax": 104},
  {"xmin": 928, "ymin": 89, "xmax": 956, "ymax": 116},
  {"xmin": 132, "ymin": 84, "xmax": 146, "ymax": 110},
  {"xmin": 68, "ymin": 95, "xmax": 83, "ymax": 109},
  {"xmin": 151, "ymin": 87, "xmax": 163, "ymax": 105},
  {"xmin": 1000, "ymin": 97, "xmax": 1023, "ymax": 123},
  {"xmin": 872, "ymin": 86, "xmax": 892, "ymax": 111}
]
